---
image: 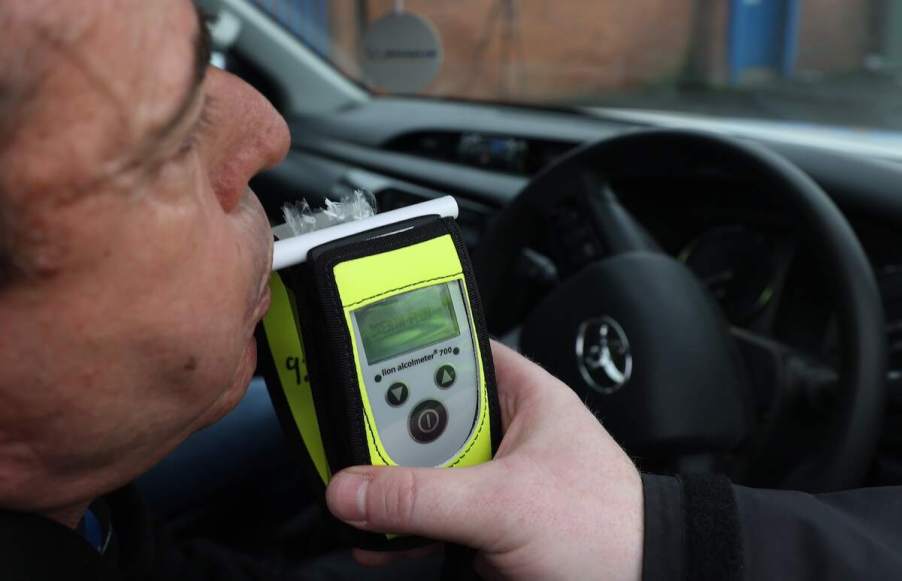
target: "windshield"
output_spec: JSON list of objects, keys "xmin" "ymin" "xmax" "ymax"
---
[{"xmin": 251, "ymin": 1, "xmax": 901, "ymax": 132}]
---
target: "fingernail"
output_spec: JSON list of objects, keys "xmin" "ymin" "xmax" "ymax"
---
[{"xmin": 328, "ymin": 469, "xmax": 369, "ymax": 522}]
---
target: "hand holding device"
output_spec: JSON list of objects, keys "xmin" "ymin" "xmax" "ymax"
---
[
  {"xmin": 257, "ymin": 196, "xmax": 501, "ymax": 549},
  {"xmin": 327, "ymin": 342, "xmax": 645, "ymax": 581}
]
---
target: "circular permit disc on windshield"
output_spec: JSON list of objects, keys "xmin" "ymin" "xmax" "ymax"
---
[{"xmin": 360, "ymin": 11, "xmax": 443, "ymax": 94}]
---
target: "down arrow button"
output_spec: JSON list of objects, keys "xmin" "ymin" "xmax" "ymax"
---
[{"xmin": 386, "ymin": 383, "xmax": 409, "ymax": 407}]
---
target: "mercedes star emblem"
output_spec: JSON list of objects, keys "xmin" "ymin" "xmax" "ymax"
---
[{"xmin": 575, "ymin": 316, "xmax": 633, "ymax": 394}]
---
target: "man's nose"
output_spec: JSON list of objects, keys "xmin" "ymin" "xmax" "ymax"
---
[{"xmin": 205, "ymin": 67, "xmax": 291, "ymax": 213}]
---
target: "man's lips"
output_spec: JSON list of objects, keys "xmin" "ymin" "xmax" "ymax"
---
[{"xmin": 249, "ymin": 187, "xmax": 274, "ymax": 325}]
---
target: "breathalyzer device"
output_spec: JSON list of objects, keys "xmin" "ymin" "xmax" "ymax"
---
[{"xmin": 256, "ymin": 196, "xmax": 501, "ymax": 549}]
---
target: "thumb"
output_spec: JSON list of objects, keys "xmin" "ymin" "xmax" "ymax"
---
[{"xmin": 326, "ymin": 464, "xmax": 500, "ymax": 547}]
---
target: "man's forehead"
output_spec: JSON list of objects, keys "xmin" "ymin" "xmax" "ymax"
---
[
  {"xmin": 89, "ymin": 0, "xmax": 206, "ymax": 138},
  {"xmin": 2, "ymin": 0, "xmax": 206, "ymax": 198},
  {"xmin": 42, "ymin": 0, "xmax": 202, "ymax": 110}
]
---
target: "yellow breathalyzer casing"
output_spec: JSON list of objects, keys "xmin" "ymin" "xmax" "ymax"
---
[{"xmin": 257, "ymin": 201, "xmax": 500, "ymax": 550}]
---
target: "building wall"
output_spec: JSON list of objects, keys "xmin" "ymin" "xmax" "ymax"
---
[
  {"xmin": 686, "ymin": 0, "xmax": 731, "ymax": 85},
  {"xmin": 797, "ymin": 0, "xmax": 872, "ymax": 73},
  {"xmin": 334, "ymin": 0, "xmax": 695, "ymax": 102},
  {"xmin": 327, "ymin": 0, "xmax": 875, "ymax": 99},
  {"xmin": 687, "ymin": 0, "xmax": 872, "ymax": 86}
]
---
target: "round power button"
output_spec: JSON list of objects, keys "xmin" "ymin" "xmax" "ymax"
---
[{"xmin": 408, "ymin": 400, "xmax": 448, "ymax": 443}]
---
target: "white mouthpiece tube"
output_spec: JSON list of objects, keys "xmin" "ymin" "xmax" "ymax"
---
[{"xmin": 272, "ymin": 195, "xmax": 459, "ymax": 271}]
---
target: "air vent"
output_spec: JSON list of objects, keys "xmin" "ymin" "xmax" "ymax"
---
[{"xmin": 385, "ymin": 131, "xmax": 578, "ymax": 176}]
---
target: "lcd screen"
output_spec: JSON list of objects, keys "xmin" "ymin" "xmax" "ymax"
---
[{"xmin": 355, "ymin": 283, "xmax": 460, "ymax": 364}]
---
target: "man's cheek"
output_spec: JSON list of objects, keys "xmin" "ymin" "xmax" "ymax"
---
[{"xmin": 135, "ymin": 315, "xmax": 247, "ymax": 396}]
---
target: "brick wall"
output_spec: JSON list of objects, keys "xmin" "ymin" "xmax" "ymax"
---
[
  {"xmin": 334, "ymin": 0, "xmax": 694, "ymax": 102},
  {"xmin": 329, "ymin": 0, "xmax": 875, "ymax": 99},
  {"xmin": 797, "ymin": 0, "xmax": 872, "ymax": 73}
]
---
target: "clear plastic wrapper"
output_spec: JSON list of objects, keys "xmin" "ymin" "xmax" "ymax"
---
[{"xmin": 280, "ymin": 190, "xmax": 377, "ymax": 238}]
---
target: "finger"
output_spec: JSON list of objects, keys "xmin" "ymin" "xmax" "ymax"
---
[
  {"xmin": 490, "ymin": 340, "xmax": 574, "ymax": 427},
  {"xmin": 326, "ymin": 464, "xmax": 500, "ymax": 548},
  {"xmin": 351, "ymin": 544, "xmax": 441, "ymax": 567},
  {"xmin": 491, "ymin": 340, "xmax": 564, "ymax": 398}
]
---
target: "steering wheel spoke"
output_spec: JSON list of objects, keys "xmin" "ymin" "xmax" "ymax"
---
[
  {"xmin": 731, "ymin": 327, "xmax": 840, "ymax": 422},
  {"xmin": 543, "ymin": 170, "xmax": 662, "ymax": 275},
  {"xmin": 577, "ymin": 172, "xmax": 661, "ymax": 257},
  {"xmin": 729, "ymin": 326, "xmax": 850, "ymax": 486}
]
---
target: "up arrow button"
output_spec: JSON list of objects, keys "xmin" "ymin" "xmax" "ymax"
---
[{"xmin": 435, "ymin": 365, "xmax": 456, "ymax": 389}]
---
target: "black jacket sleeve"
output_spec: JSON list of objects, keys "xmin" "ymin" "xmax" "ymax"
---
[{"xmin": 641, "ymin": 474, "xmax": 902, "ymax": 581}]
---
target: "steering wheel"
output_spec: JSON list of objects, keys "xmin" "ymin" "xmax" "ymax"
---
[{"xmin": 474, "ymin": 129, "xmax": 886, "ymax": 492}]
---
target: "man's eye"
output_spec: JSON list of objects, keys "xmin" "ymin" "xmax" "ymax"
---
[
  {"xmin": 176, "ymin": 106, "xmax": 213, "ymax": 158},
  {"xmin": 177, "ymin": 132, "xmax": 200, "ymax": 158}
]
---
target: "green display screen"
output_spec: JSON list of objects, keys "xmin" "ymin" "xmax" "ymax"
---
[{"xmin": 355, "ymin": 283, "xmax": 461, "ymax": 364}]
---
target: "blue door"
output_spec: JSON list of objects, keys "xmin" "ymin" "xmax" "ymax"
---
[{"xmin": 728, "ymin": 0, "xmax": 800, "ymax": 83}]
